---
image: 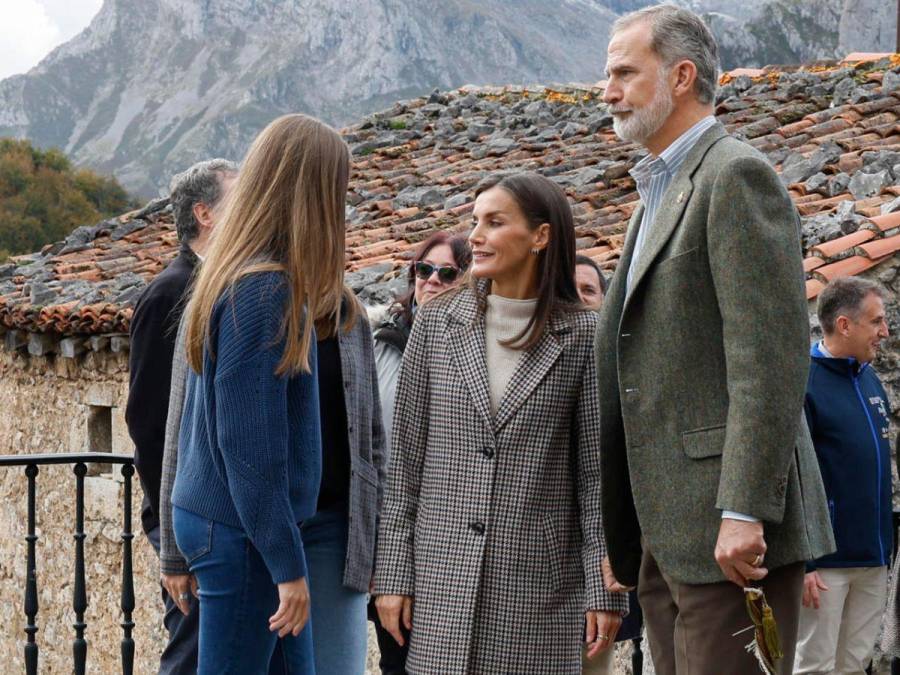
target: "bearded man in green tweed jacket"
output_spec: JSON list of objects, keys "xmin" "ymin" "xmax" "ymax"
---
[{"xmin": 593, "ymin": 6, "xmax": 834, "ymax": 673}]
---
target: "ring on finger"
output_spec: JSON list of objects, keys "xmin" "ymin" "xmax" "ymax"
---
[
  {"xmin": 179, "ymin": 592, "xmax": 190, "ymax": 601},
  {"xmin": 752, "ymin": 554, "xmax": 763, "ymax": 567},
  {"xmin": 598, "ymin": 634, "xmax": 609, "ymax": 641}
]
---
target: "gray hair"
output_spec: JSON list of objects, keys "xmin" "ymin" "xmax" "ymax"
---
[
  {"xmin": 817, "ymin": 276, "xmax": 885, "ymax": 335},
  {"xmin": 612, "ymin": 3, "xmax": 720, "ymax": 105},
  {"xmin": 168, "ymin": 158, "xmax": 238, "ymax": 243}
]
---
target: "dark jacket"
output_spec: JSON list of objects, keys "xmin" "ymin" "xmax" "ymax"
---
[
  {"xmin": 805, "ymin": 342, "xmax": 893, "ymax": 570},
  {"xmin": 125, "ymin": 244, "xmax": 198, "ymax": 534}
]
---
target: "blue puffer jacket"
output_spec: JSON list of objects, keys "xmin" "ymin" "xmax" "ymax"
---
[{"xmin": 804, "ymin": 342, "xmax": 893, "ymax": 570}]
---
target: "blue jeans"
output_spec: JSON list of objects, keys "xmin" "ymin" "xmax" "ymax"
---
[
  {"xmin": 173, "ymin": 506, "xmax": 314, "ymax": 675},
  {"xmin": 302, "ymin": 508, "xmax": 369, "ymax": 675}
]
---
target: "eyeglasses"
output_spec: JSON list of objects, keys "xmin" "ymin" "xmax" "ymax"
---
[{"xmin": 414, "ymin": 262, "xmax": 461, "ymax": 284}]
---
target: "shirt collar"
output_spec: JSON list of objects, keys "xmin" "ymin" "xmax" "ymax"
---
[{"xmin": 629, "ymin": 115, "xmax": 718, "ymax": 183}]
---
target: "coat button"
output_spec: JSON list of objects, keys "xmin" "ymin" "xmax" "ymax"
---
[
  {"xmin": 469, "ymin": 522, "xmax": 485, "ymax": 536},
  {"xmin": 482, "ymin": 447, "xmax": 494, "ymax": 459}
]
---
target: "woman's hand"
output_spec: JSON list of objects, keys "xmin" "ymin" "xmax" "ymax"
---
[
  {"xmin": 161, "ymin": 572, "xmax": 198, "ymax": 616},
  {"xmin": 376, "ymin": 594, "xmax": 413, "ymax": 646},
  {"xmin": 269, "ymin": 577, "xmax": 310, "ymax": 637},
  {"xmin": 584, "ymin": 610, "xmax": 623, "ymax": 659}
]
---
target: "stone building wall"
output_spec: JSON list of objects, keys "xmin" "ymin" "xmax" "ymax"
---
[{"xmin": 0, "ymin": 348, "xmax": 166, "ymax": 674}]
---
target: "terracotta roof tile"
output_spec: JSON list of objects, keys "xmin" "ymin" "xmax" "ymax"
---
[
  {"xmin": 856, "ymin": 233, "xmax": 900, "ymax": 259},
  {"xmin": 842, "ymin": 53, "xmax": 894, "ymax": 64},
  {"xmin": 803, "ymin": 257, "xmax": 826, "ymax": 273},
  {"xmin": 869, "ymin": 211, "xmax": 900, "ymax": 232},
  {"xmin": 811, "ymin": 230, "xmax": 876, "ymax": 259},
  {"xmin": 813, "ymin": 255, "xmax": 886, "ymax": 283}
]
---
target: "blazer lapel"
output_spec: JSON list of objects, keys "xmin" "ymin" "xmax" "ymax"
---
[
  {"xmin": 626, "ymin": 123, "xmax": 728, "ymax": 300},
  {"xmin": 493, "ymin": 314, "xmax": 568, "ymax": 433},
  {"xmin": 446, "ymin": 289, "xmax": 495, "ymax": 433}
]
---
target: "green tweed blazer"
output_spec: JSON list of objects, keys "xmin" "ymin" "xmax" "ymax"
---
[{"xmin": 595, "ymin": 123, "xmax": 835, "ymax": 586}]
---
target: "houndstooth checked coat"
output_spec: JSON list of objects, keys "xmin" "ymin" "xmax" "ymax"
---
[{"xmin": 374, "ymin": 284, "xmax": 627, "ymax": 674}]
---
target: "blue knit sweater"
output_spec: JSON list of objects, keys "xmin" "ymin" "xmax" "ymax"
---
[{"xmin": 171, "ymin": 272, "xmax": 322, "ymax": 583}]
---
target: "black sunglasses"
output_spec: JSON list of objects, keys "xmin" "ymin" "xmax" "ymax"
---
[{"xmin": 414, "ymin": 261, "xmax": 461, "ymax": 284}]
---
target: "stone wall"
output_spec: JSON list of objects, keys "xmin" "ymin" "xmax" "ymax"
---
[{"xmin": 0, "ymin": 348, "xmax": 166, "ymax": 674}]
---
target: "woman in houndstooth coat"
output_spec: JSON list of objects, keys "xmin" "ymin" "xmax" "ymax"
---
[{"xmin": 374, "ymin": 173, "xmax": 627, "ymax": 674}]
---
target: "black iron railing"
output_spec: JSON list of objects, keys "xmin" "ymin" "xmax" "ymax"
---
[{"xmin": 0, "ymin": 453, "xmax": 136, "ymax": 675}]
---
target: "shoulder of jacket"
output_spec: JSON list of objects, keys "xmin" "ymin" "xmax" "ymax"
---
[
  {"xmin": 706, "ymin": 136, "xmax": 771, "ymax": 173},
  {"xmin": 567, "ymin": 307, "xmax": 598, "ymax": 332}
]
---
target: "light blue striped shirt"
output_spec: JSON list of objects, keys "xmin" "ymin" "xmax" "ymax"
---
[{"xmin": 626, "ymin": 115, "xmax": 718, "ymax": 291}]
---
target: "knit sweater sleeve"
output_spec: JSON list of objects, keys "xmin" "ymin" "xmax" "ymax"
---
[{"xmin": 213, "ymin": 273, "xmax": 310, "ymax": 584}]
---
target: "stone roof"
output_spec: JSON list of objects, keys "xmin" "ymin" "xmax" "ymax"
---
[{"xmin": 1, "ymin": 53, "xmax": 899, "ymax": 344}]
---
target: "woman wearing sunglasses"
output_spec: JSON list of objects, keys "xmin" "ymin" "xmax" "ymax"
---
[
  {"xmin": 367, "ymin": 231, "xmax": 471, "ymax": 674},
  {"xmin": 374, "ymin": 173, "xmax": 627, "ymax": 674}
]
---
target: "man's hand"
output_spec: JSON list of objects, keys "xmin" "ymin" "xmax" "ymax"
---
[
  {"xmin": 802, "ymin": 571, "xmax": 829, "ymax": 609},
  {"xmin": 269, "ymin": 577, "xmax": 310, "ymax": 638},
  {"xmin": 714, "ymin": 518, "xmax": 768, "ymax": 587},
  {"xmin": 161, "ymin": 572, "xmax": 198, "ymax": 616},
  {"xmin": 376, "ymin": 594, "xmax": 413, "ymax": 647},
  {"xmin": 602, "ymin": 556, "xmax": 635, "ymax": 593},
  {"xmin": 584, "ymin": 610, "xmax": 622, "ymax": 659}
]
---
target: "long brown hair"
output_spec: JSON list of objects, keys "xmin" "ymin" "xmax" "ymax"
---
[
  {"xmin": 473, "ymin": 172, "xmax": 582, "ymax": 350},
  {"xmin": 185, "ymin": 114, "xmax": 350, "ymax": 375}
]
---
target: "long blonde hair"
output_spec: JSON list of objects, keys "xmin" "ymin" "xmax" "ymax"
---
[{"xmin": 185, "ymin": 114, "xmax": 350, "ymax": 376}]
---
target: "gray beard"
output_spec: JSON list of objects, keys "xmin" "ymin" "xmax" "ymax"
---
[{"xmin": 611, "ymin": 83, "xmax": 674, "ymax": 145}]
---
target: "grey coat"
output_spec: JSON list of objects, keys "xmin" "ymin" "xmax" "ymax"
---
[
  {"xmin": 595, "ymin": 122, "xmax": 835, "ymax": 587},
  {"xmin": 374, "ymin": 285, "xmax": 626, "ymax": 675},
  {"xmin": 159, "ymin": 308, "xmax": 387, "ymax": 592}
]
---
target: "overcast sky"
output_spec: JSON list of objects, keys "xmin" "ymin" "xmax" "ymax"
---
[{"xmin": 0, "ymin": 0, "xmax": 102, "ymax": 80}]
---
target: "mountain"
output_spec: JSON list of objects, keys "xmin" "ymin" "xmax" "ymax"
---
[
  {"xmin": 0, "ymin": 0, "xmax": 893, "ymax": 196},
  {"xmin": 0, "ymin": 0, "xmax": 619, "ymax": 196}
]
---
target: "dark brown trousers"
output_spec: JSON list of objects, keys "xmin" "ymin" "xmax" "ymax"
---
[{"xmin": 638, "ymin": 546, "xmax": 805, "ymax": 675}]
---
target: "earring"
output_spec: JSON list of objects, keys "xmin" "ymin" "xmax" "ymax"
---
[{"xmin": 531, "ymin": 248, "xmax": 540, "ymax": 255}]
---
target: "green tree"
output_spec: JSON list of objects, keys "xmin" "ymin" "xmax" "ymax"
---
[{"xmin": 0, "ymin": 139, "xmax": 135, "ymax": 256}]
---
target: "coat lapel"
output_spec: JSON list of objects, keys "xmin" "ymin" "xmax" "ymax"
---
[
  {"xmin": 493, "ymin": 313, "xmax": 569, "ymax": 433},
  {"xmin": 446, "ymin": 288, "xmax": 495, "ymax": 432},
  {"xmin": 625, "ymin": 124, "xmax": 728, "ymax": 301}
]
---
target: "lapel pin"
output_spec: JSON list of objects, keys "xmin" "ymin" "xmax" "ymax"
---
[{"xmin": 677, "ymin": 191, "xmax": 685, "ymax": 203}]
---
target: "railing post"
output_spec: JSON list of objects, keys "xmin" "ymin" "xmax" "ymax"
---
[
  {"xmin": 73, "ymin": 463, "xmax": 87, "ymax": 675},
  {"xmin": 120, "ymin": 464, "xmax": 135, "ymax": 675},
  {"xmin": 24, "ymin": 464, "xmax": 39, "ymax": 675}
]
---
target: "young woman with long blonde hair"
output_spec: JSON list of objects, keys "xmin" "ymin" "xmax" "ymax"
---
[{"xmin": 171, "ymin": 113, "xmax": 349, "ymax": 674}]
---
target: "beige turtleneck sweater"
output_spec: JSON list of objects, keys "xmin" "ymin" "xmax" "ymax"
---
[{"xmin": 484, "ymin": 294, "xmax": 538, "ymax": 415}]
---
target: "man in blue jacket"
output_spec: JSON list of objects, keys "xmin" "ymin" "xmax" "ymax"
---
[{"xmin": 796, "ymin": 276, "xmax": 893, "ymax": 674}]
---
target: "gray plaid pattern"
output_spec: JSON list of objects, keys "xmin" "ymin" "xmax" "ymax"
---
[
  {"xmin": 159, "ymin": 315, "xmax": 190, "ymax": 575},
  {"xmin": 159, "ymin": 308, "xmax": 387, "ymax": 592},
  {"xmin": 374, "ymin": 284, "xmax": 626, "ymax": 675}
]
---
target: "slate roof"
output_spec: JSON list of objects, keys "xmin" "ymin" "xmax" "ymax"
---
[{"xmin": 1, "ymin": 53, "xmax": 899, "ymax": 339}]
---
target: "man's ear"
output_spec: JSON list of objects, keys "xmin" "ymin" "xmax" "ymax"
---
[
  {"xmin": 192, "ymin": 202, "xmax": 213, "ymax": 230},
  {"xmin": 672, "ymin": 59, "xmax": 698, "ymax": 98},
  {"xmin": 835, "ymin": 315, "xmax": 852, "ymax": 336}
]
